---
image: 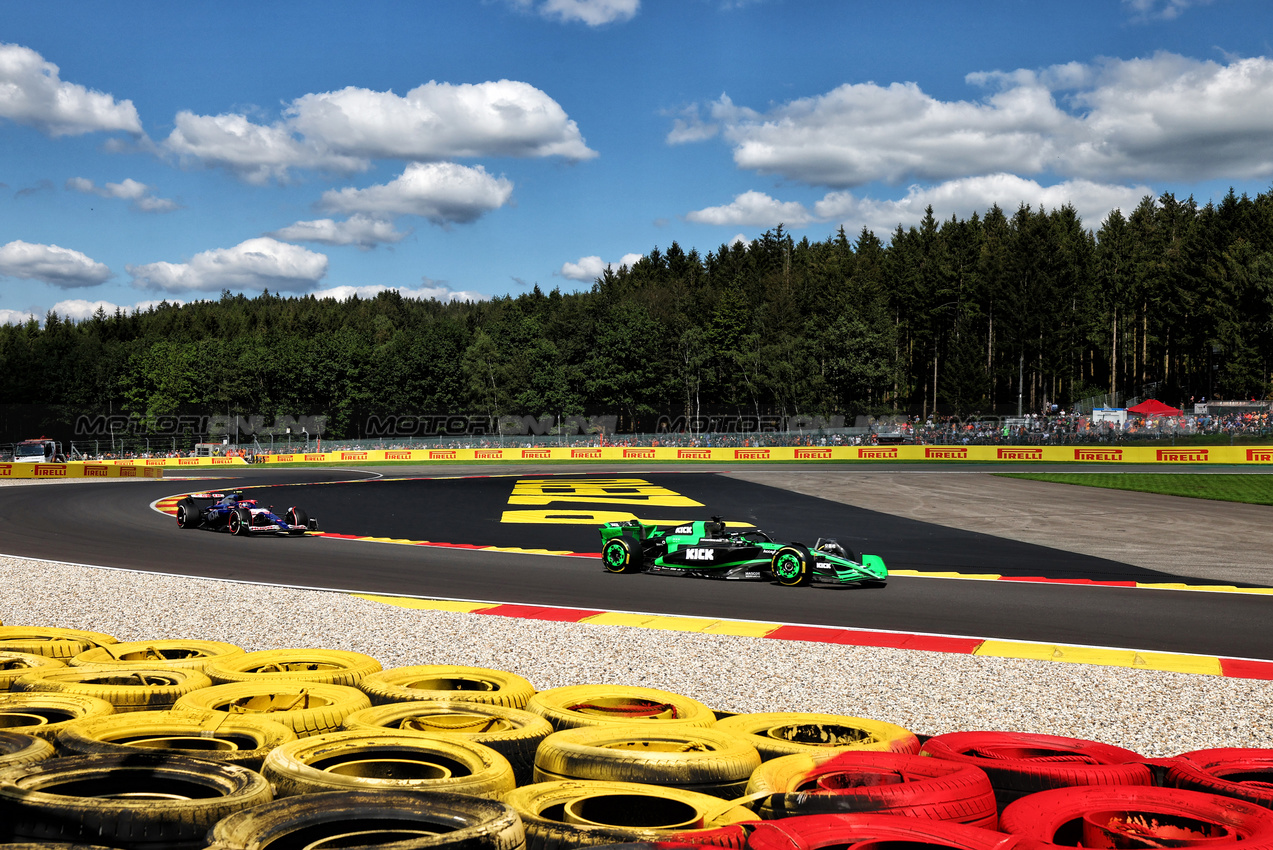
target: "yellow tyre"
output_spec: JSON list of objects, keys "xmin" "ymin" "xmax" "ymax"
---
[
  {"xmin": 358, "ymin": 665, "xmax": 536, "ymax": 708},
  {"xmin": 526, "ymin": 685, "xmax": 717, "ymax": 731},
  {"xmin": 55, "ymin": 709, "xmax": 297, "ymax": 769},
  {"xmin": 0, "ymin": 652, "xmax": 65, "ymax": 692},
  {"xmin": 0, "ymin": 752, "xmax": 273, "ymax": 848},
  {"xmin": 533, "ymin": 725, "xmax": 761, "ymax": 798},
  {"xmin": 263, "ymin": 730, "xmax": 516, "ymax": 799},
  {"xmin": 0, "ymin": 730, "xmax": 56, "ymax": 768},
  {"xmin": 205, "ymin": 648, "xmax": 382, "ymax": 686},
  {"xmin": 502, "ymin": 779, "xmax": 758, "ymax": 850},
  {"xmin": 71, "ymin": 639, "xmax": 245, "ymax": 673},
  {"xmin": 11, "ymin": 667, "xmax": 213, "ymax": 713},
  {"xmin": 0, "ymin": 692, "xmax": 116, "ymax": 740},
  {"xmin": 172, "ymin": 681, "xmax": 371, "ymax": 737},
  {"xmin": 714, "ymin": 712, "xmax": 920, "ymax": 760},
  {"xmin": 209, "ymin": 789, "xmax": 524, "ymax": 850},
  {"xmin": 343, "ymin": 699, "xmax": 553, "ymax": 785},
  {"xmin": 0, "ymin": 627, "xmax": 117, "ymax": 659}
]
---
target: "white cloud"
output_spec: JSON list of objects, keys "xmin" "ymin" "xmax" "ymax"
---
[
  {"xmin": 164, "ymin": 111, "xmax": 367, "ymax": 184},
  {"xmin": 558, "ymin": 252, "xmax": 643, "ymax": 281},
  {"xmin": 49, "ymin": 298, "xmax": 185, "ymax": 322},
  {"xmin": 163, "ymin": 80, "xmax": 594, "ymax": 183},
  {"xmin": 0, "ymin": 43, "xmax": 142, "ymax": 137},
  {"xmin": 0, "ymin": 240, "xmax": 113, "ymax": 288},
  {"xmin": 814, "ymin": 174, "xmax": 1152, "ymax": 236},
  {"xmin": 287, "ymin": 81, "xmax": 597, "ymax": 162},
  {"xmin": 128, "ymin": 237, "xmax": 328, "ymax": 293},
  {"xmin": 686, "ymin": 190, "xmax": 814, "ymax": 227},
  {"xmin": 310, "ymin": 283, "xmax": 488, "ymax": 303},
  {"xmin": 680, "ymin": 53, "xmax": 1273, "ymax": 187},
  {"xmin": 65, "ymin": 177, "xmax": 180, "ymax": 213},
  {"xmin": 321, "ymin": 162, "xmax": 513, "ymax": 225},
  {"xmin": 0, "ymin": 309, "xmax": 36, "ymax": 325},
  {"xmin": 1123, "ymin": 0, "xmax": 1214, "ymax": 20},
  {"xmin": 268, "ymin": 215, "xmax": 407, "ymax": 249},
  {"xmin": 509, "ymin": 0, "xmax": 639, "ymax": 25}
]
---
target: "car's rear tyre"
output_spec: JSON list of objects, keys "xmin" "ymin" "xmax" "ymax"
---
[
  {"xmin": 772, "ymin": 545, "xmax": 812, "ymax": 587},
  {"xmin": 286, "ymin": 506, "xmax": 309, "ymax": 535},
  {"xmin": 229, "ymin": 507, "xmax": 252, "ymax": 536},
  {"xmin": 602, "ymin": 537, "xmax": 643, "ymax": 574},
  {"xmin": 175, "ymin": 498, "xmax": 199, "ymax": 529}
]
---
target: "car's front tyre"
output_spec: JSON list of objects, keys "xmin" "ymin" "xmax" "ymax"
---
[
  {"xmin": 772, "ymin": 545, "xmax": 812, "ymax": 587},
  {"xmin": 602, "ymin": 537, "xmax": 643, "ymax": 574},
  {"xmin": 229, "ymin": 507, "xmax": 252, "ymax": 536}
]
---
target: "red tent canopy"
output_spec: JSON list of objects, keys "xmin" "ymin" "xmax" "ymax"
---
[{"xmin": 1128, "ymin": 399, "xmax": 1183, "ymax": 416}]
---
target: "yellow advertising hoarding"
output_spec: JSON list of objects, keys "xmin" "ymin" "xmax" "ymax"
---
[
  {"xmin": 251, "ymin": 445, "xmax": 1273, "ymax": 464},
  {"xmin": 102, "ymin": 456, "xmax": 250, "ymax": 468},
  {"xmin": 0, "ymin": 462, "xmax": 165, "ymax": 479}
]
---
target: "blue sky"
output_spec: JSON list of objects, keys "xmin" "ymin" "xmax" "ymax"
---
[{"xmin": 3, "ymin": 0, "xmax": 1273, "ymax": 323}]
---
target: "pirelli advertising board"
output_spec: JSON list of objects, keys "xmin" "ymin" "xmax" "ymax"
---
[
  {"xmin": 251, "ymin": 445, "xmax": 1273, "ymax": 464},
  {"xmin": 100, "ymin": 457, "xmax": 251, "ymax": 467},
  {"xmin": 0, "ymin": 462, "xmax": 166, "ymax": 479}
]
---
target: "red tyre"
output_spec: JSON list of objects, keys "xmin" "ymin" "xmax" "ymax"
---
[
  {"xmin": 745, "ymin": 813, "xmax": 1021, "ymax": 850},
  {"xmin": 921, "ymin": 731, "xmax": 1152, "ymax": 805},
  {"xmin": 1169, "ymin": 749, "xmax": 1273, "ymax": 809},
  {"xmin": 747, "ymin": 750, "xmax": 997, "ymax": 828},
  {"xmin": 1000, "ymin": 786, "xmax": 1273, "ymax": 849}
]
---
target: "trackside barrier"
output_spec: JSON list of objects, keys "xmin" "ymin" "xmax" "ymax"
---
[
  {"xmin": 251, "ymin": 445, "xmax": 1273, "ymax": 464},
  {"xmin": 0, "ymin": 462, "xmax": 165, "ymax": 479},
  {"xmin": 101, "ymin": 457, "xmax": 250, "ymax": 468}
]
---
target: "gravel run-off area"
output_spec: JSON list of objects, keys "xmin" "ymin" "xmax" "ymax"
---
[{"xmin": 1, "ymin": 476, "xmax": 1270, "ymax": 758}]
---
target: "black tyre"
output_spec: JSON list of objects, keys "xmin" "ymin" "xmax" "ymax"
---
[
  {"xmin": 175, "ymin": 498, "xmax": 199, "ymax": 529},
  {"xmin": 229, "ymin": 507, "xmax": 252, "ymax": 536},
  {"xmin": 285, "ymin": 506, "xmax": 309, "ymax": 535},
  {"xmin": 0, "ymin": 752, "xmax": 273, "ymax": 849},
  {"xmin": 602, "ymin": 537, "xmax": 643, "ymax": 574},
  {"xmin": 772, "ymin": 545, "xmax": 812, "ymax": 587},
  {"xmin": 209, "ymin": 789, "xmax": 525, "ymax": 850}
]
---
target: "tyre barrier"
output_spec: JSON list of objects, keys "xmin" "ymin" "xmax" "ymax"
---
[
  {"xmin": 54, "ymin": 709, "xmax": 297, "ymax": 769},
  {"xmin": 1167, "ymin": 748, "xmax": 1273, "ymax": 809},
  {"xmin": 263, "ymin": 730, "xmax": 517, "ymax": 799},
  {"xmin": 0, "ymin": 651, "xmax": 64, "ymax": 692},
  {"xmin": 207, "ymin": 789, "xmax": 527, "ymax": 850},
  {"xmin": 920, "ymin": 731, "xmax": 1155, "ymax": 806},
  {"xmin": 742, "ymin": 813, "xmax": 1024, "ymax": 850},
  {"xmin": 6, "ymin": 622, "xmax": 1273, "ymax": 846},
  {"xmin": 359, "ymin": 664, "xmax": 538, "ymax": 709},
  {"xmin": 343, "ymin": 700, "xmax": 554, "ymax": 786},
  {"xmin": 998, "ymin": 785, "xmax": 1273, "ymax": 848},
  {"xmin": 205, "ymin": 648, "xmax": 383, "ymax": 686},
  {"xmin": 533, "ymin": 725, "xmax": 762, "ymax": 799},
  {"xmin": 0, "ymin": 627, "xmax": 117, "ymax": 659},
  {"xmin": 744, "ymin": 750, "xmax": 999, "ymax": 828},
  {"xmin": 0, "ymin": 731, "xmax": 55, "ymax": 769},
  {"xmin": 0, "ymin": 752, "xmax": 273, "ymax": 849},
  {"xmin": 714, "ymin": 713, "xmax": 920, "ymax": 761},
  {"xmin": 526, "ymin": 685, "xmax": 718, "ymax": 731},
  {"xmin": 172, "ymin": 681, "xmax": 372, "ymax": 737},
  {"xmin": 0, "ymin": 692, "xmax": 116, "ymax": 740},
  {"xmin": 501, "ymin": 779, "xmax": 758, "ymax": 850},
  {"xmin": 11, "ymin": 666, "xmax": 213, "ymax": 712},
  {"xmin": 70, "ymin": 639, "xmax": 246, "ymax": 673}
]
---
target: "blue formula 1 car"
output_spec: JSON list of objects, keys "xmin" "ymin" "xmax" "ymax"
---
[
  {"xmin": 600, "ymin": 516, "xmax": 887, "ymax": 587},
  {"xmin": 175, "ymin": 491, "xmax": 318, "ymax": 536}
]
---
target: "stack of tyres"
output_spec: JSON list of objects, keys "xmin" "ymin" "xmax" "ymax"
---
[
  {"xmin": 205, "ymin": 648, "xmax": 382, "ymax": 686},
  {"xmin": 55, "ymin": 709, "xmax": 298, "ymax": 769},
  {"xmin": 0, "ymin": 651, "xmax": 64, "ymax": 691},
  {"xmin": 172, "ymin": 680, "xmax": 372, "ymax": 737},
  {"xmin": 715, "ymin": 712, "xmax": 920, "ymax": 760},
  {"xmin": 70, "ymin": 639, "xmax": 246, "ymax": 673},
  {"xmin": 526, "ymin": 685, "xmax": 718, "ymax": 731},
  {"xmin": 10, "ymin": 666, "xmax": 212, "ymax": 713}
]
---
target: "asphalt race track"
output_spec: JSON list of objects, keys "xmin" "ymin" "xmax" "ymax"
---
[{"xmin": 2, "ymin": 465, "xmax": 1270, "ymax": 660}]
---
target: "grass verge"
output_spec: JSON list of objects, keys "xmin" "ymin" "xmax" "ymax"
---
[{"xmin": 996, "ymin": 473, "xmax": 1273, "ymax": 506}]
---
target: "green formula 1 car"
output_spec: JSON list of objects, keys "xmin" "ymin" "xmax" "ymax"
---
[{"xmin": 599, "ymin": 516, "xmax": 887, "ymax": 588}]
